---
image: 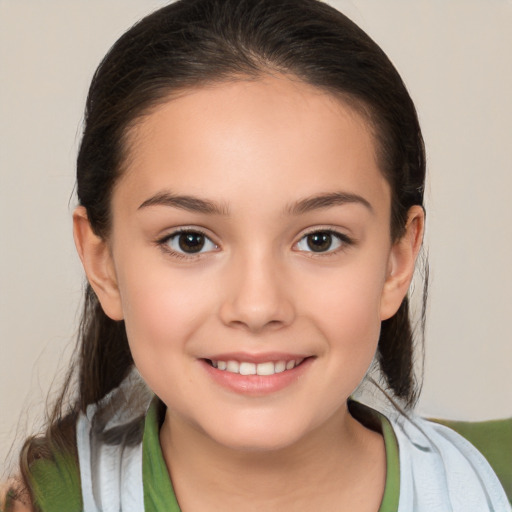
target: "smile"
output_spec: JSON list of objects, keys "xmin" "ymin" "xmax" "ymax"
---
[
  {"xmin": 209, "ymin": 359, "xmax": 305, "ymax": 376},
  {"xmin": 202, "ymin": 355, "xmax": 313, "ymax": 395}
]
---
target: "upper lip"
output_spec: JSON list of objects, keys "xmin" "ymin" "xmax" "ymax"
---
[{"xmin": 202, "ymin": 352, "xmax": 311, "ymax": 363}]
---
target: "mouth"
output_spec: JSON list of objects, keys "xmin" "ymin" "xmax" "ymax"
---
[
  {"xmin": 206, "ymin": 358, "xmax": 306, "ymax": 376},
  {"xmin": 200, "ymin": 354, "xmax": 314, "ymax": 395}
]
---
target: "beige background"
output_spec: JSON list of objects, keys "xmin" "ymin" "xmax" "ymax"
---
[{"xmin": 1, "ymin": 0, "xmax": 511, "ymax": 472}]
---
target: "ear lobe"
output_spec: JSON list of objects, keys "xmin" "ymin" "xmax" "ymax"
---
[
  {"xmin": 73, "ymin": 206, "xmax": 124, "ymax": 321},
  {"xmin": 380, "ymin": 205, "xmax": 425, "ymax": 320}
]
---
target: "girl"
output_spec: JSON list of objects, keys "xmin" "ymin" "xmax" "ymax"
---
[{"xmin": 2, "ymin": 0, "xmax": 511, "ymax": 510}]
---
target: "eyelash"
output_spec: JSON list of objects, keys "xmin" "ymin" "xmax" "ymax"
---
[
  {"xmin": 155, "ymin": 228, "xmax": 354, "ymax": 260},
  {"xmin": 156, "ymin": 229, "xmax": 218, "ymax": 260},
  {"xmin": 295, "ymin": 229, "xmax": 354, "ymax": 257}
]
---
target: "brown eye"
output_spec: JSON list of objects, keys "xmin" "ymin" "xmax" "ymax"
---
[
  {"xmin": 296, "ymin": 230, "xmax": 346, "ymax": 254},
  {"xmin": 163, "ymin": 230, "xmax": 217, "ymax": 255},
  {"xmin": 178, "ymin": 232, "xmax": 205, "ymax": 253},
  {"xmin": 307, "ymin": 232, "xmax": 333, "ymax": 252}
]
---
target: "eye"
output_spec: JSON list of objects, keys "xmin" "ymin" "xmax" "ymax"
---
[
  {"xmin": 296, "ymin": 230, "xmax": 348, "ymax": 254},
  {"xmin": 162, "ymin": 230, "xmax": 217, "ymax": 255}
]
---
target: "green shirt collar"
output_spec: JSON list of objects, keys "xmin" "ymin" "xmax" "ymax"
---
[{"xmin": 142, "ymin": 398, "xmax": 401, "ymax": 512}]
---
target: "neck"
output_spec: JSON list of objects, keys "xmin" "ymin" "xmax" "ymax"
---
[{"xmin": 159, "ymin": 404, "xmax": 386, "ymax": 512}]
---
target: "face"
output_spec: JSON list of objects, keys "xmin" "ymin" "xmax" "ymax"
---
[{"xmin": 83, "ymin": 76, "xmax": 414, "ymax": 451}]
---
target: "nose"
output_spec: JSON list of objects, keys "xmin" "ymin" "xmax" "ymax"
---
[{"xmin": 219, "ymin": 251, "xmax": 295, "ymax": 334}]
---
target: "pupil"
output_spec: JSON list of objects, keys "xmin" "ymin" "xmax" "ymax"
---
[
  {"xmin": 179, "ymin": 233, "xmax": 205, "ymax": 253},
  {"xmin": 307, "ymin": 232, "xmax": 332, "ymax": 252}
]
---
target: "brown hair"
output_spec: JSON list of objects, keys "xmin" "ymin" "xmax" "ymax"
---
[{"xmin": 11, "ymin": 0, "xmax": 426, "ymax": 506}]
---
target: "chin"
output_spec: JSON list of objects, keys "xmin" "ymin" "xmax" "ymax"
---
[
  {"xmin": 201, "ymin": 413, "xmax": 317, "ymax": 454},
  {"xmin": 214, "ymin": 431, "xmax": 304, "ymax": 454}
]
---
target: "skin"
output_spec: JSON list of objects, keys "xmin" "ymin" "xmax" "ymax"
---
[
  {"xmin": 74, "ymin": 75, "xmax": 424, "ymax": 511},
  {"xmin": 0, "ymin": 482, "xmax": 30, "ymax": 512}
]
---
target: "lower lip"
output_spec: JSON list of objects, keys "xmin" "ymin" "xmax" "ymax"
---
[{"xmin": 201, "ymin": 358, "xmax": 313, "ymax": 396}]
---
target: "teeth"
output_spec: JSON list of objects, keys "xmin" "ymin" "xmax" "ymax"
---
[
  {"xmin": 274, "ymin": 361, "xmax": 286, "ymax": 373},
  {"xmin": 226, "ymin": 360, "xmax": 239, "ymax": 373},
  {"xmin": 211, "ymin": 358, "xmax": 304, "ymax": 375},
  {"xmin": 256, "ymin": 362, "xmax": 275, "ymax": 376},
  {"xmin": 239, "ymin": 362, "xmax": 256, "ymax": 375}
]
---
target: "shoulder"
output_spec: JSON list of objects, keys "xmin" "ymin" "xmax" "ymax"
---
[
  {"xmin": 27, "ymin": 451, "xmax": 82, "ymax": 512},
  {"xmin": 384, "ymin": 410, "xmax": 512, "ymax": 510},
  {"xmin": 431, "ymin": 416, "xmax": 512, "ymax": 502}
]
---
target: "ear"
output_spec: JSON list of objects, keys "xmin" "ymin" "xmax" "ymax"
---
[
  {"xmin": 73, "ymin": 206, "xmax": 124, "ymax": 321},
  {"xmin": 380, "ymin": 205, "xmax": 425, "ymax": 320}
]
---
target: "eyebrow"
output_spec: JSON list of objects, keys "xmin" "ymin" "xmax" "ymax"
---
[
  {"xmin": 138, "ymin": 190, "xmax": 373, "ymax": 216},
  {"xmin": 138, "ymin": 191, "xmax": 230, "ymax": 215},
  {"xmin": 286, "ymin": 192, "xmax": 374, "ymax": 216}
]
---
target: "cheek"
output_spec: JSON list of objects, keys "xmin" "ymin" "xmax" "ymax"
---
[
  {"xmin": 115, "ymin": 258, "xmax": 215, "ymax": 364},
  {"xmin": 300, "ymin": 256, "xmax": 388, "ymax": 352}
]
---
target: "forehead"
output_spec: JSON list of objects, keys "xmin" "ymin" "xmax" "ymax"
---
[{"xmin": 115, "ymin": 75, "xmax": 390, "ymax": 215}]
